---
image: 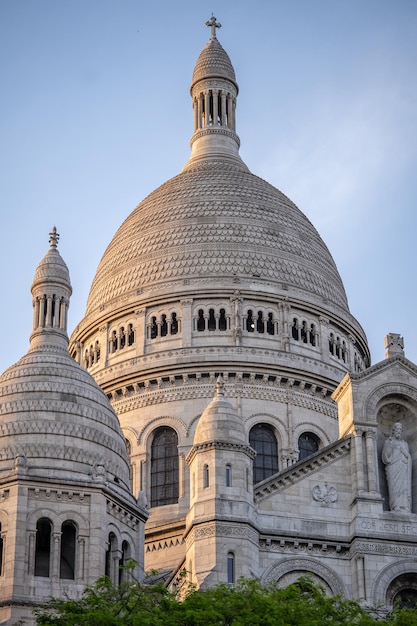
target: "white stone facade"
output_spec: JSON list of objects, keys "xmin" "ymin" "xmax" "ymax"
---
[
  {"xmin": 2, "ymin": 18, "xmax": 417, "ymax": 625},
  {"xmin": 68, "ymin": 22, "xmax": 417, "ymax": 610}
]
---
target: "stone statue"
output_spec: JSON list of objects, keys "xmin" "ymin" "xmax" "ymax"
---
[{"xmin": 382, "ymin": 422, "xmax": 412, "ymax": 512}]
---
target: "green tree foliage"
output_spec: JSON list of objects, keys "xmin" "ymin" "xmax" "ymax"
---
[{"xmin": 34, "ymin": 571, "xmax": 416, "ymax": 626}]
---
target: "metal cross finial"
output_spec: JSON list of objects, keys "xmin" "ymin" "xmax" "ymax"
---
[
  {"xmin": 206, "ymin": 15, "xmax": 221, "ymax": 38},
  {"xmin": 49, "ymin": 226, "xmax": 59, "ymax": 248}
]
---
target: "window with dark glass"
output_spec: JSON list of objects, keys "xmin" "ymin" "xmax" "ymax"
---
[
  {"xmin": 204, "ymin": 464, "xmax": 209, "ymax": 489},
  {"xmin": 227, "ymin": 552, "xmax": 235, "ymax": 584},
  {"xmin": 150, "ymin": 317, "xmax": 158, "ymax": 339},
  {"xmin": 226, "ymin": 464, "xmax": 232, "ymax": 487},
  {"xmin": 60, "ymin": 521, "xmax": 76, "ymax": 580},
  {"xmin": 197, "ymin": 309, "xmax": 205, "ymax": 331},
  {"xmin": 151, "ymin": 427, "xmax": 179, "ymax": 507},
  {"xmin": 34, "ymin": 518, "xmax": 52, "ymax": 577},
  {"xmin": 249, "ymin": 423, "xmax": 278, "ymax": 484},
  {"xmin": 267, "ymin": 312, "xmax": 275, "ymax": 335},
  {"xmin": 298, "ymin": 432, "xmax": 320, "ymax": 460},
  {"xmin": 119, "ymin": 540, "xmax": 130, "ymax": 584},
  {"xmin": 219, "ymin": 308, "xmax": 227, "ymax": 331},
  {"xmin": 246, "ymin": 310, "xmax": 254, "ymax": 332},
  {"xmin": 292, "ymin": 318, "xmax": 299, "ymax": 340},
  {"xmin": 161, "ymin": 314, "xmax": 168, "ymax": 337},
  {"xmin": 171, "ymin": 312, "xmax": 178, "ymax": 335},
  {"xmin": 105, "ymin": 532, "xmax": 117, "ymax": 579},
  {"xmin": 208, "ymin": 308, "xmax": 216, "ymax": 331}
]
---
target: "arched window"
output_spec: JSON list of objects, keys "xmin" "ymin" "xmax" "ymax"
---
[
  {"xmin": 300, "ymin": 321, "xmax": 307, "ymax": 343},
  {"xmin": 128, "ymin": 323, "xmax": 135, "ymax": 346},
  {"xmin": 256, "ymin": 311, "xmax": 264, "ymax": 333},
  {"xmin": 310, "ymin": 324, "xmax": 316, "ymax": 346},
  {"xmin": 267, "ymin": 312, "xmax": 275, "ymax": 335},
  {"xmin": 119, "ymin": 540, "xmax": 131, "ymax": 584},
  {"xmin": 197, "ymin": 309, "xmax": 205, "ymax": 332},
  {"xmin": 34, "ymin": 518, "xmax": 52, "ymax": 577},
  {"xmin": 246, "ymin": 310, "xmax": 254, "ymax": 332},
  {"xmin": 120, "ymin": 327, "xmax": 126, "ymax": 349},
  {"xmin": 150, "ymin": 317, "xmax": 158, "ymax": 339},
  {"xmin": 203, "ymin": 464, "xmax": 209, "ymax": 489},
  {"xmin": 171, "ymin": 312, "xmax": 178, "ymax": 335},
  {"xmin": 112, "ymin": 330, "xmax": 118, "ymax": 352},
  {"xmin": 208, "ymin": 308, "xmax": 216, "ymax": 331},
  {"xmin": 292, "ymin": 318, "xmax": 299, "ymax": 340},
  {"xmin": 219, "ymin": 308, "xmax": 227, "ymax": 331},
  {"xmin": 151, "ymin": 427, "xmax": 179, "ymax": 507},
  {"xmin": 249, "ymin": 424, "xmax": 278, "ymax": 484},
  {"xmin": 160, "ymin": 314, "xmax": 168, "ymax": 337},
  {"xmin": 105, "ymin": 532, "xmax": 117, "ymax": 579},
  {"xmin": 298, "ymin": 432, "xmax": 320, "ymax": 461},
  {"xmin": 227, "ymin": 552, "xmax": 235, "ymax": 584},
  {"xmin": 226, "ymin": 464, "xmax": 232, "ymax": 487},
  {"xmin": 95, "ymin": 340, "xmax": 101, "ymax": 361},
  {"xmin": 60, "ymin": 521, "xmax": 76, "ymax": 580}
]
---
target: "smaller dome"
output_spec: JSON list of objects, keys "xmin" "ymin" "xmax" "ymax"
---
[
  {"xmin": 191, "ymin": 32, "xmax": 237, "ymax": 91},
  {"xmin": 194, "ymin": 378, "xmax": 246, "ymax": 445},
  {"xmin": 32, "ymin": 226, "xmax": 72, "ymax": 294}
]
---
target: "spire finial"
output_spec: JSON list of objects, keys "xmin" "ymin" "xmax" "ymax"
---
[
  {"xmin": 215, "ymin": 375, "xmax": 224, "ymax": 396},
  {"xmin": 206, "ymin": 15, "xmax": 221, "ymax": 39},
  {"xmin": 49, "ymin": 226, "xmax": 59, "ymax": 249}
]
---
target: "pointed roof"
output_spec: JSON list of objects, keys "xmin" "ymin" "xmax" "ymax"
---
[
  {"xmin": 191, "ymin": 18, "xmax": 238, "ymax": 91},
  {"xmin": 193, "ymin": 377, "xmax": 246, "ymax": 445}
]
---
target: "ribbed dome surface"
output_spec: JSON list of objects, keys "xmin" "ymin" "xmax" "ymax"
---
[
  {"xmin": 32, "ymin": 246, "xmax": 72, "ymax": 292},
  {"xmin": 192, "ymin": 35, "xmax": 237, "ymax": 88},
  {"xmin": 86, "ymin": 159, "xmax": 349, "ymax": 316},
  {"xmin": 0, "ymin": 347, "xmax": 132, "ymax": 494}
]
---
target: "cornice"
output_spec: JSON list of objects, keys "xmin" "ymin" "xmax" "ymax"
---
[{"xmin": 254, "ymin": 436, "xmax": 351, "ymax": 502}]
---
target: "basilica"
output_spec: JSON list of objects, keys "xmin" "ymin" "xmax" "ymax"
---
[{"xmin": 1, "ymin": 17, "xmax": 417, "ymax": 625}]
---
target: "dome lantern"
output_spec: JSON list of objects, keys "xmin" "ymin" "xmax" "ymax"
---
[{"xmin": 183, "ymin": 17, "xmax": 248, "ymax": 171}]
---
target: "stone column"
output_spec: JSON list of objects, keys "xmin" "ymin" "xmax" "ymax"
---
[
  {"xmin": 365, "ymin": 429, "xmax": 378, "ymax": 493},
  {"xmin": 181, "ymin": 300, "xmax": 193, "ymax": 347},
  {"xmin": 356, "ymin": 555, "xmax": 366, "ymax": 600},
  {"xmin": 52, "ymin": 531, "xmax": 61, "ymax": 580},
  {"xmin": 220, "ymin": 91, "xmax": 227, "ymax": 125},
  {"xmin": 354, "ymin": 428, "xmax": 365, "ymax": 493},
  {"xmin": 77, "ymin": 536, "xmax": 86, "ymax": 581}
]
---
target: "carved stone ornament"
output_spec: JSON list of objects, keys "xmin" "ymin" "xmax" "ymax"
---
[{"xmin": 312, "ymin": 482, "xmax": 337, "ymax": 504}]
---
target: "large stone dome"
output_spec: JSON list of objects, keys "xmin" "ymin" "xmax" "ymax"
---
[{"xmin": 86, "ymin": 160, "xmax": 348, "ymax": 318}]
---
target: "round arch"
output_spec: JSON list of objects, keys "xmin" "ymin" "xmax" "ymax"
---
[
  {"xmin": 262, "ymin": 557, "xmax": 348, "ymax": 598},
  {"xmin": 372, "ymin": 560, "xmax": 417, "ymax": 608}
]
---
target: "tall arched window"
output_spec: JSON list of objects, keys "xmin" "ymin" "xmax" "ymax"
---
[
  {"xmin": 34, "ymin": 518, "xmax": 52, "ymax": 577},
  {"xmin": 151, "ymin": 427, "xmax": 179, "ymax": 507},
  {"xmin": 298, "ymin": 432, "xmax": 320, "ymax": 461},
  {"xmin": 60, "ymin": 521, "xmax": 76, "ymax": 580},
  {"xmin": 249, "ymin": 424, "xmax": 278, "ymax": 484},
  {"xmin": 227, "ymin": 552, "xmax": 235, "ymax": 584},
  {"xmin": 119, "ymin": 540, "xmax": 131, "ymax": 583},
  {"xmin": 105, "ymin": 532, "xmax": 117, "ymax": 580},
  {"xmin": 203, "ymin": 464, "xmax": 209, "ymax": 489}
]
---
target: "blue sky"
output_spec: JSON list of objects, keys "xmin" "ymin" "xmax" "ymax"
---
[{"xmin": 1, "ymin": 1, "xmax": 417, "ymax": 374}]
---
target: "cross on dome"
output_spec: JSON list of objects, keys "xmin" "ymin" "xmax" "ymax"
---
[
  {"xmin": 49, "ymin": 226, "xmax": 59, "ymax": 248},
  {"xmin": 206, "ymin": 15, "xmax": 221, "ymax": 38}
]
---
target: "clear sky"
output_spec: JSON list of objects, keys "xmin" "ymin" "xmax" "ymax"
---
[{"xmin": 1, "ymin": 1, "xmax": 416, "ymax": 375}]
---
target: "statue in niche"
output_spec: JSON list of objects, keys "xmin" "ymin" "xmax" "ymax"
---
[{"xmin": 382, "ymin": 422, "xmax": 412, "ymax": 512}]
